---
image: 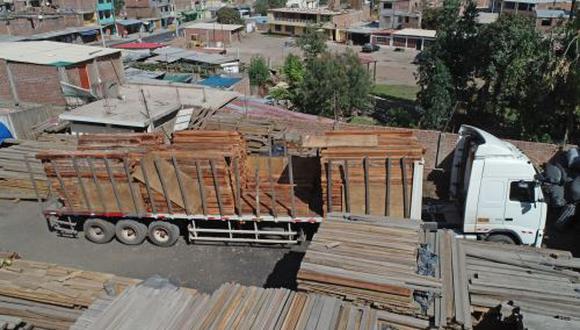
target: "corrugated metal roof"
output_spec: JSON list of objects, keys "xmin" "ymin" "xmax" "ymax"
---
[
  {"xmin": 535, "ymin": 9, "xmax": 567, "ymax": 18},
  {"xmin": 182, "ymin": 22, "xmax": 244, "ymax": 31},
  {"xmin": 0, "ymin": 41, "xmax": 121, "ymax": 66},
  {"xmin": 151, "ymin": 46, "xmax": 238, "ymax": 65},
  {"xmin": 392, "ymin": 28, "xmax": 436, "ymax": 38}
]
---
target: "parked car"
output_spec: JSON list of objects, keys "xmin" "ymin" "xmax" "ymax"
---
[{"xmin": 361, "ymin": 43, "xmax": 380, "ymax": 53}]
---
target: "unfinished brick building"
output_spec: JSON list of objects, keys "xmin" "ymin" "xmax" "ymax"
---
[{"xmin": 0, "ymin": 41, "xmax": 125, "ymax": 107}]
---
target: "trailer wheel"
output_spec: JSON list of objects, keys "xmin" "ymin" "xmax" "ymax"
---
[
  {"xmin": 83, "ymin": 219, "xmax": 115, "ymax": 244},
  {"xmin": 115, "ymin": 220, "xmax": 147, "ymax": 245},
  {"xmin": 486, "ymin": 234, "xmax": 516, "ymax": 245},
  {"xmin": 148, "ymin": 221, "xmax": 179, "ymax": 247}
]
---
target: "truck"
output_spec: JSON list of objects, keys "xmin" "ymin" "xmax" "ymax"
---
[
  {"xmin": 30, "ymin": 126, "xmax": 552, "ymax": 248},
  {"xmin": 425, "ymin": 125, "xmax": 547, "ymax": 247}
]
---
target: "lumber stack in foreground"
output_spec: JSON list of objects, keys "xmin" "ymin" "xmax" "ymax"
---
[
  {"xmin": 297, "ymin": 215, "xmax": 440, "ymax": 328},
  {"xmin": 433, "ymin": 230, "xmax": 580, "ymax": 329},
  {"xmin": 74, "ymin": 280, "xmax": 430, "ymax": 330},
  {"xmin": 0, "ymin": 255, "xmax": 138, "ymax": 330}
]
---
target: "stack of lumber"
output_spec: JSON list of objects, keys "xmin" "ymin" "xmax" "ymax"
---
[
  {"xmin": 433, "ymin": 230, "xmax": 580, "ymax": 329},
  {"xmin": 241, "ymin": 155, "xmax": 322, "ymax": 217},
  {"xmin": 319, "ymin": 130, "xmax": 424, "ymax": 218},
  {"xmin": 0, "ymin": 139, "xmax": 76, "ymax": 200},
  {"xmin": 297, "ymin": 216, "xmax": 440, "ymax": 327},
  {"xmin": 0, "ymin": 257, "xmax": 138, "ymax": 329},
  {"xmin": 37, "ymin": 131, "xmax": 325, "ymax": 217},
  {"xmin": 75, "ymin": 280, "xmax": 430, "ymax": 330}
]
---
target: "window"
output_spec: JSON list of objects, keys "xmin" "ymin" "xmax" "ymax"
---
[
  {"xmin": 517, "ymin": 3, "xmax": 528, "ymax": 11},
  {"xmin": 405, "ymin": 16, "xmax": 410, "ymax": 23},
  {"xmin": 541, "ymin": 19, "xmax": 552, "ymax": 26},
  {"xmin": 504, "ymin": 1, "xmax": 515, "ymax": 9},
  {"xmin": 383, "ymin": 2, "xmax": 392, "ymax": 9},
  {"xmin": 274, "ymin": 24, "xmax": 281, "ymax": 32},
  {"xmin": 509, "ymin": 181, "xmax": 535, "ymax": 203}
]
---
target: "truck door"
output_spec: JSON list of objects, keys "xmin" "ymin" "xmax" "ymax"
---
[
  {"xmin": 475, "ymin": 179, "xmax": 506, "ymax": 230},
  {"xmin": 504, "ymin": 180, "xmax": 542, "ymax": 244}
]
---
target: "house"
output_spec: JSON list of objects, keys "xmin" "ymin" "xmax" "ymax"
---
[
  {"xmin": 0, "ymin": 41, "xmax": 124, "ymax": 106},
  {"xmin": 182, "ymin": 22, "xmax": 244, "ymax": 46},
  {"xmin": 534, "ymin": 8, "xmax": 569, "ymax": 32},
  {"xmin": 97, "ymin": 0, "xmax": 116, "ymax": 33},
  {"xmin": 60, "ymin": 83, "xmax": 238, "ymax": 134},
  {"xmin": 371, "ymin": 28, "xmax": 436, "ymax": 50},
  {"xmin": 124, "ymin": 0, "xmax": 176, "ymax": 28},
  {"xmin": 267, "ymin": 7, "xmax": 369, "ymax": 42},
  {"xmin": 149, "ymin": 46, "xmax": 240, "ymax": 73},
  {"xmin": 0, "ymin": 102, "xmax": 65, "ymax": 139},
  {"xmin": 378, "ymin": 0, "xmax": 422, "ymax": 29}
]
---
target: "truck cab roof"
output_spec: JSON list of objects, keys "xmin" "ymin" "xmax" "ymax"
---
[{"xmin": 459, "ymin": 125, "xmax": 529, "ymax": 161}]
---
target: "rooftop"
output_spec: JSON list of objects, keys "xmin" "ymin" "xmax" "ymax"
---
[
  {"xmin": 150, "ymin": 47, "xmax": 238, "ymax": 65},
  {"xmin": 535, "ymin": 9, "xmax": 568, "ymax": 18},
  {"xmin": 114, "ymin": 42, "xmax": 165, "ymax": 50},
  {"xmin": 182, "ymin": 22, "xmax": 244, "ymax": 31},
  {"xmin": 0, "ymin": 41, "xmax": 120, "ymax": 66},
  {"xmin": 59, "ymin": 84, "xmax": 239, "ymax": 128},
  {"xmin": 269, "ymin": 6, "xmax": 344, "ymax": 15},
  {"xmin": 393, "ymin": 28, "xmax": 436, "ymax": 38}
]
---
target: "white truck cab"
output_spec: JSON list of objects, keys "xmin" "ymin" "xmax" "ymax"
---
[{"xmin": 449, "ymin": 125, "xmax": 547, "ymax": 247}]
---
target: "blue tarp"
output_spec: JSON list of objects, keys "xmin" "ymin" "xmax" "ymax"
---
[
  {"xmin": 79, "ymin": 29, "xmax": 98, "ymax": 36},
  {"xmin": 0, "ymin": 122, "xmax": 13, "ymax": 144},
  {"xmin": 199, "ymin": 76, "xmax": 242, "ymax": 89}
]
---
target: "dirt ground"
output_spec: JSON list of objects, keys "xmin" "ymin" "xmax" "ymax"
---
[
  {"xmin": 0, "ymin": 200, "xmax": 305, "ymax": 293},
  {"xmin": 171, "ymin": 32, "xmax": 419, "ymax": 86}
]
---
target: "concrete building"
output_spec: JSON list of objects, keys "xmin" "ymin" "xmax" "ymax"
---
[
  {"xmin": 0, "ymin": 41, "xmax": 124, "ymax": 106},
  {"xmin": 97, "ymin": 0, "xmax": 116, "ymax": 31},
  {"xmin": 371, "ymin": 28, "xmax": 435, "ymax": 50},
  {"xmin": 477, "ymin": 0, "xmax": 572, "ymax": 32},
  {"xmin": 124, "ymin": 0, "xmax": 176, "ymax": 28},
  {"xmin": 182, "ymin": 22, "xmax": 244, "ymax": 45},
  {"xmin": 379, "ymin": 0, "xmax": 422, "ymax": 29},
  {"xmin": 534, "ymin": 8, "xmax": 569, "ymax": 32},
  {"xmin": 267, "ymin": 7, "xmax": 369, "ymax": 42},
  {"xmin": 60, "ymin": 83, "xmax": 238, "ymax": 134}
]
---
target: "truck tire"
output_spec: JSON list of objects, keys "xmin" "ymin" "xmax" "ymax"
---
[
  {"xmin": 486, "ymin": 234, "xmax": 516, "ymax": 245},
  {"xmin": 148, "ymin": 221, "xmax": 179, "ymax": 247},
  {"xmin": 84, "ymin": 219, "xmax": 115, "ymax": 244},
  {"xmin": 115, "ymin": 220, "xmax": 147, "ymax": 245}
]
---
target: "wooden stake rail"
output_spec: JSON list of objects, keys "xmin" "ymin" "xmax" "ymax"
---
[{"xmin": 319, "ymin": 130, "xmax": 423, "ymax": 218}]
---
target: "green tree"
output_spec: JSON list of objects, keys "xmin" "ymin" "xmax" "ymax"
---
[
  {"xmin": 216, "ymin": 7, "xmax": 243, "ymax": 24},
  {"xmin": 292, "ymin": 50, "xmax": 373, "ymax": 117},
  {"xmin": 283, "ymin": 54, "xmax": 304, "ymax": 85},
  {"xmin": 248, "ymin": 55, "xmax": 270, "ymax": 88},
  {"xmin": 296, "ymin": 26, "xmax": 328, "ymax": 59},
  {"xmin": 417, "ymin": 58, "xmax": 455, "ymax": 130},
  {"xmin": 114, "ymin": 0, "xmax": 125, "ymax": 16},
  {"xmin": 421, "ymin": 7, "xmax": 443, "ymax": 30},
  {"xmin": 254, "ymin": 0, "xmax": 286, "ymax": 16}
]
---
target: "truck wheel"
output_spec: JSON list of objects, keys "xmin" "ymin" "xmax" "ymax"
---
[
  {"xmin": 84, "ymin": 219, "xmax": 115, "ymax": 244},
  {"xmin": 486, "ymin": 234, "xmax": 516, "ymax": 245},
  {"xmin": 116, "ymin": 220, "xmax": 147, "ymax": 245},
  {"xmin": 148, "ymin": 221, "xmax": 179, "ymax": 247}
]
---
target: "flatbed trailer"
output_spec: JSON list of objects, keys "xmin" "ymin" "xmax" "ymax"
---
[{"xmin": 30, "ymin": 130, "xmax": 424, "ymax": 247}]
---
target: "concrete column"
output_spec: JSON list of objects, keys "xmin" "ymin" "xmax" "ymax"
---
[{"xmin": 4, "ymin": 62, "xmax": 19, "ymax": 105}]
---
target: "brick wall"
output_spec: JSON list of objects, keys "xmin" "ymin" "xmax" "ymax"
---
[
  {"xmin": 0, "ymin": 60, "xmax": 13, "ymax": 102},
  {"xmin": 54, "ymin": 0, "xmax": 95, "ymax": 12},
  {"xmin": 125, "ymin": 0, "xmax": 154, "ymax": 8},
  {"xmin": 4, "ymin": 62, "xmax": 66, "ymax": 106},
  {"xmin": 126, "ymin": 7, "xmax": 159, "ymax": 18},
  {"xmin": 0, "ymin": 15, "xmax": 84, "ymax": 36},
  {"xmin": 184, "ymin": 28, "xmax": 240, "ymax": 44}
]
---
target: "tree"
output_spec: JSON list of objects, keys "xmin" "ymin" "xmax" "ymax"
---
[
  {"xmin": 296, "ymin": 26, "xmax": 328, "ymax": 59},
  {"xmin": 291, "ymin": 50, "xmax": 373, "ymax": 117},
  {"xmin": 417, "ymin": 58, "xmax": 455, "ymax": 130},
  {"xmin": 282, "ymin": 54, "xmax": 304, "ymax": 85},
  {"xmin": 248, "ymin": 55, "xmax": 270, "ymax": 88},
  {"xmin": 421, "ymin": 7, "xmax": 444, "ymax": 30},
  {"xmin": 114, "ymin": 0, "xmax": 125, "ymax": 16},
  {"xmin": 254, "ymin": 0, "xmax": 286, "ymax": 16},
  {"xmin": 216, "ymin": 7, "xmax": 243, "ymax": 25}
]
